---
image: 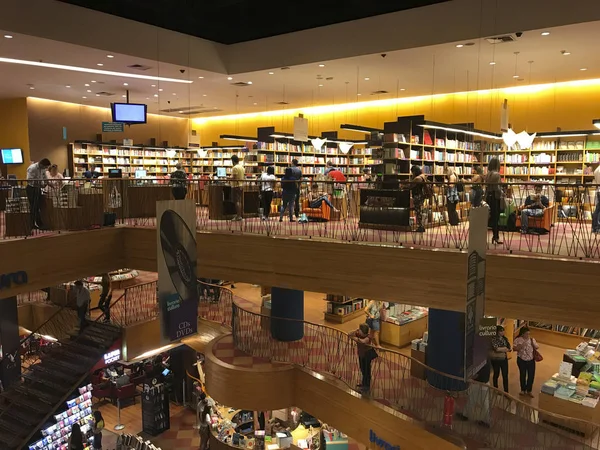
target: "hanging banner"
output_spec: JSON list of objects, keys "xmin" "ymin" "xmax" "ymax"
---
[
  {"xmin": 293, "ymin": 116, "xmax": 309, "ymax": 142},
  {"xmin": 157, "ymin": 200, "xmax": 198, "ymax": 342},
  {"xmin": 464, "ymin": 206, "xmax": 488, "ymax": 379}
]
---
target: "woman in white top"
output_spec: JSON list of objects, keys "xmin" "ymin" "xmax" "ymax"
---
[
  {"xmin": 513, "ymin": 326, "xmax": 540, "ymax": 397},
  {"xmin": 259, "ymin": 166, "xmax": 276, "ymax": 220},
  {"xmin": 46, "ymin": 164, "xmax": 64, "ymax": 201}
]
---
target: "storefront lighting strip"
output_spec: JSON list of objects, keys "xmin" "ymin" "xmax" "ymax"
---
[
  {"xmin": 0, "ymin": 57, "xmax": 193, "ymax": 83},
  {"xmin": 220, "ymin": 134, "xmax": 258, "ymax": 143},
  {"xmin": 340, "ymin": 124, "xmax": 384, "ymax": 133},
  {"xmin": 419, "ymin": 123, "xmax": 502, "ymax": 140}
]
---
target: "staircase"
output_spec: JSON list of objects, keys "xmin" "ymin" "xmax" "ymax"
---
[{"xmin": 0, "ymin": 320, "xmax": 122, "ymax": 449}]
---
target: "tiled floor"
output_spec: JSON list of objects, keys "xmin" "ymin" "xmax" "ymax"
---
[{"xmin": 149, "ymin": 408, "xmax": 199, "ymax": 450}]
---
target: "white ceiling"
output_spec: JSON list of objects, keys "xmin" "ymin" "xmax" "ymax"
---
[{"xmin": 0, "ymin": 20, "xmax": 598, "ymax": 117}]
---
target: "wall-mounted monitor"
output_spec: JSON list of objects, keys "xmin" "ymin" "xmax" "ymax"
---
[
  {"xmin": 0, "ymin": 148, "xmax": 24, "ymax": 164},
  {"xmin": 216, "ymin": 167, "xmax": 227, "ymax": 178},
  {"xmin": 134, "ymin": 169, "xmax": 147, "ymax": 179},
  {"xmin": 111, "ymin": 103, "xmax": 147, "ymax": 124}
]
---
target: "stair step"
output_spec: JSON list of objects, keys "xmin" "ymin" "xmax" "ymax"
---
[
  {"xmin": 31, "ymin": 363, "xmax": 80, "ymax": 382},
  {"xmin": 22, "ymin": 373, "xmax": 65, "ymax": 391},
  {"xmin": 61, "ymin": 341, "xmax": 103, "ymax": 355},
  {"xmin": 1, "ymin": 391, "xmax": 50, "ymax": 414},
  {"xmin": 15, "ymin": 385, "xmax": 61, "ymax": 405},
  {"xmin": 0, "ymin": 404, "xmax": 41, "ymax": 425},
  {"xmin": 89, "ymin": 321, "xmax": 122, "ymax": 333},
  {"xmin": 50, "ymin": 347, "xmax": 98, "ymax": 364},
  {"xmin": 69, "ymin": 332, "xmax": 116, "ymax": 347},
  {"xmin": 40, "ymin": 356, "xmax": 88, "ymax": 374}
]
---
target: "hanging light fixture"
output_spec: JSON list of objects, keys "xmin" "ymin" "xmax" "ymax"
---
[
  {"xmin": 311, "ymin": 138, "xmax": 326, "ymax": 151},
  {"xmin": 338, "ymin": 142, "xmax": 353, "ymax": 154}
]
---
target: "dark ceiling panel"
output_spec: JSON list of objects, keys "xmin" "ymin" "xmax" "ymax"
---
[{"xmin": 58, "ymin": 0, "xmax": 451, "ymax": 44}]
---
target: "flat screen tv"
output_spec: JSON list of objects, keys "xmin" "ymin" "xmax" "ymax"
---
[
  {"xmin": 1, "ymin": 148, "xmax": 24, "ymax": 164},
  {"xmin": 111, "ymin": 103, "xmax": 147, "ymax": 124}
]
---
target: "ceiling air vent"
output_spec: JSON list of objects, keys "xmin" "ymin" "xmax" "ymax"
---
[
  {"xmin": 371, "ymin": 90, "xmax": 389, "ymax": 95},
  {"xmin": 486, "ymin": 35, "xmax": 517, "ymax": 44},
  {"xmin": 95, "ymin": 91, "xmax": 115, "ymax": 96},
  {"xmin": 127, "ymin": 64, "xmax": 152, "ymax": 71},
  {"xmin": 230, "ymin": 82, "xmax": 251, "ymax": 87},
  {"xmin": 276, "ymin": 101, "xmax": 289, "ymax": 105}
]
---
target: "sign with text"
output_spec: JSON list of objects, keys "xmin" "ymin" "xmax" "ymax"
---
[
  {"xmin": 157, "ymin": 200, "xmax": 198, "ymax": 342},
  {"xmin": 0, "ymin": 271, "xmax": 27, "ymax": 290},
  {"xmin": 369, "ymin": 430, "xmax": 399, "ymax": 450},
  {"xmin": 293, "ymin": 116, "xmax": 309, "ymax": 142},
  {"xmin": 478, "ymin": 317, "xmax": 497, "ymax": 338},
  {"xmin": 102, "ymin": 121, "xmax": 124, "ymax": 133},
  {"xmin": 104, "ymin": 349, "xmax": 121, "ymax": 364},
  {"xmin": 464, "ymin": 206, "xmax": 488, "ymax": 379}
]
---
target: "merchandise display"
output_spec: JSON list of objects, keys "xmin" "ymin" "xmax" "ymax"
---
[
  {"xmin": 142, "ymin": 382, "xmax": 170, "ymax": 436},
  {"xmin": 28, "ymin": 384, "xmax": 94, "ymax": 450},
  {"xmin": 380, "ymin": 305, "xmax": 428, "ymax": 348},
  {"xmin": 86, "ymin": 269, "xmax": 139, "ymax": 285},
  {"xmin": 324, "ymin": 294, "xmax": 365, "ymax": 324},
  {"xmin": 116, "ymin": 433, "xmax": 162, "ymax": 450}
]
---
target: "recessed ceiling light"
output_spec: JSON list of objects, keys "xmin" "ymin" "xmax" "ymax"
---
[
  {"xmin": 268, "ymin": 72, "xmax": 274, "ymax": 75},
  {"xmin": 145, "ymin": 97, "xmax": 149, "ymax": 100},
  {"xmin": 456, "ymin": 44, "xmax": 464, "ymax": 48},
  {"xmin": 122, "ymin": 95, "xmax": 126, "ymax": 98},
  {"xmin": 84, "ymin": 83, "xmax": 90, "ymax": 86},
  {"xmin": 318, "ymin": 64, "xmax": 325, "ymax": 67},
  {"xmin": 86, "ymin": 89, "xmax": 91, "ymax": 92},
  {"xmin": 400, "ymin": 88, "xmax": 406, "ymax": 91},
  {"xmin": 151, "ymin": 84, "xmax": 156, "ymax": 87},
  {"xmin": 0, "ymin": 58, "xmax": 193, "ymax": 84},
  {"xmin": 107, "ymin": 55, "xmax": 114, "ymax": 58},
  {"xmin": 202, "ymin": 94, "xmax": 207, "ymax": 97},
  {"xmin": 159, "ymin": 88, "xmax": 163, "ymax": 91},
  {"xmin": 198, "ymin": 76, "xmax": 204, "ymax": 79},
  {"xmin": 581, "ymin": 68, "xmax": 588, "ymax": 71},
  {"xmin": 364, "ymin": 77, "xmax": 370, "ymax": 81},
  {"xmin": 29, "ymin": 86, "xmax": 34, "ymax": 90},
  {"xmin": 97, "ymin": 63, "xmax": 103, "ymax": 67},
  {"xmin": 227, "ymin": 77, "xmax": 233, "ymax": 80},
  {"xmin": 178, "ymin": 110, "xmax": 184, "ymax": 113},
  {"xmin": 513, "ymin": 75, "xmax": 519, "ymax": 78},
  {"xmin": 123, "ymin": 82, "xmax": 128, "ymax": 86},
  {"xmin": 154, "ymin": 94, "xmax": 158, "ymax": 97},
  {"xmin": 172, "ymin": 93, "xmax": 176, "ymax": 95},
  {"xmin": 91, "ymin": 80, "xmax": 96, "ymax": 83},
  {"xmin": 562, "ymin": 51, "xmax": 571, "ymax": 56},
  {"xmin": 318, "ymin": 84, "xmax": 323, "ymax": 87},
  {"xmin": 247, "ymin": 81, "xmax": 253, "ymax": 85},
  {"xmin": 253, "ymin": 102, "xmax": 257, "ymax": 105},
  {"xmin": 357, "ymin": 93, "xmax": 361, "ymax": 96},
  {"xmin": 541, "ymin": 31, "xmax": 550, "ymax": 36},
  {"xmin": 65, "ymin": 85, "xmax": 71, "ymax": 88},
  {"xmin": 82, "ymin": 96, "xmax": 87, "ymax": 99},
  {"xmin": 4, "ymin": 35, "xmax": 13, "ymax": 39},
  {"xmin": 95, "ymin": 94, "xmax": 100, "ymax": 96},
  {"xmin": 489, "ymin": 61, "xmax": 496, "ymax": 65}
]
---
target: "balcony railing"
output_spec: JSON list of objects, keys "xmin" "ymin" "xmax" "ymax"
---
[
  {"xmin": 3, "ymin": 177, "xmax": 600, "ymax": 261},
  {"xmin": 121, "ymin": 280, "xmax": 600, "ymax": 449}
]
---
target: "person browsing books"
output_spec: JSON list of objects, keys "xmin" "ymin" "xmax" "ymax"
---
[
  {"xmin": 520, "ymin": 184, "xmax": 549, "ymax": 234},
  {"xmin": 259, "ymin": 166, "xmax": 276, "ymax": 220}
]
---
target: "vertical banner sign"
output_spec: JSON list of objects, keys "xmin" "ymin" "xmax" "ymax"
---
[
  {"xmin": 465, "ymin": 206, "xmax": 488, "ymax": 379},
  {"xmin": 157, "ymin": 200, "xmax": 198, "ymax": 342},
  {"xmin": 293, "ymin": 116, "xmax": 309, "ymax": 142}
]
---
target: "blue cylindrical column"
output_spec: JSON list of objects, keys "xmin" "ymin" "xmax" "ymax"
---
[
  {"xmin": 426, "ymin": 308, "xmax": 467, "ymax": 391},
  {"xmin": 270, "ymin": 287, "xmax": 304, "ymax": 341}
]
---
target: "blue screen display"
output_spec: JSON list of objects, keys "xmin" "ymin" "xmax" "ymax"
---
[
  {"xmin": 1, "ymin": 148, "xmax": 23, "ymax": 164},
  {"xmin": 112, "ymin": 103, "xmax": 147, "ymax": 123}
]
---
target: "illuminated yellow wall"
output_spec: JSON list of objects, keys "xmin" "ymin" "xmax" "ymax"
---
[
  {"xmin": 0, "ymin": 98, "xmax": 31, "ymax": 178},
  {"xmin": 193, "ymin": 79, "xmax": 600, "ymax": 144}
]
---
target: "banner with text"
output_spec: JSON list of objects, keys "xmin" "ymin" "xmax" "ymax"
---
[
  {"xmin": 464, "ymin": 206, "xmax": 488, "ymax": 379},
  {"xmin": 157, "ymin": 200, "xmax": 198, "ymax": 342}
]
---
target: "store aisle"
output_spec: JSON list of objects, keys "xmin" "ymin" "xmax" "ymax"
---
[{"xmin": 228, "ymin": 283, "xmax": 565, "ymax": 410}]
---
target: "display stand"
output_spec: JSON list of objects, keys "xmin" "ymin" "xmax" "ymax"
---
[
  {"xmin": 323, "ymin": 295, "xmax": 365, "ymax": 324},
  {"xmin": 539, "ymin": 393, "xmax": 600, "ymax": 437},
  {"xmin": 380, "ymin": 315, "xmax": 428, "ymax": 348},
  {"xmin": 142, "ymin": 382, "xmax": 170, "ymax": 436}
]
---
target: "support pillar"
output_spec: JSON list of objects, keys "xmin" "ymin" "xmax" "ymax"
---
[
  {"xmin": 270, "ymin": 287, "xmax": 303, "ymax": 341},
  {"xmin": 426, "ymin": 308, "xmax": 467, "ymax": 391},
  {"xmin": 503, "ymin": 319, "xmax": 515, "ymax": 344},
  {"xmin": 0, "ymin": 296, "xmax": 20, "ymax": 390}
]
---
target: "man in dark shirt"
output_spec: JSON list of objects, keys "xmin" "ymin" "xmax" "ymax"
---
[
  {"xmin": 98, "ymin": 273, "xmax": 112, "ymax": 322},
  {"xmin": 520, "ymin": 184, "xmax": 549, "ymax": 234},
  {"xmin": 83, "ymin": 164, "xmax": 100, "ymax": 179},
  {"xmin": 290, "ymin": 159, "xmax": 302, "ymax": 218}
]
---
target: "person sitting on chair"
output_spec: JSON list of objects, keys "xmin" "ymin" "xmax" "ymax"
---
[
  {"xmin": 307, "ymin": 184, "xmax": 338, "ymax": 211},
  {"xmin": 520, "ymin": 184, "xmax": 549, "ymax": 234}
]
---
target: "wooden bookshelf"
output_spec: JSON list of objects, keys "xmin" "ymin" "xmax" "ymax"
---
[
  {"xmin": 324, "ymin": 309, "xmax": 365, "ymax": 324},
  {"xmin": 527, "ymin": 321, "xmax": 599, "ymax": 348},
  {"xmin": 324, "ymin": 295, "xmax": 365, "ymax": 323}
]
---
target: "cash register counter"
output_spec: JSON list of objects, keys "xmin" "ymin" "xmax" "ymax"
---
[{"xmin": 208, "ymin": 184, "xmax": 260, "ymax": 220}]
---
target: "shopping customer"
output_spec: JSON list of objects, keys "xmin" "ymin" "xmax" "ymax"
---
[
  {"xmin": 349, "ymin": 323, "xmax": 376, "ymax": 393},
  {"xmin": 170, "ymin": 163, "xmax": 188, "ymax": 200},
  {"xmin": 92, "ymin": 410, "xmax": 104, "ymax": 449},
  {"xmin": 485, "ymin": 157, "xmax": 503, "ymax": 245},
  {"xmin": 470, "ymin": 165, "xmax": 484, "ymax": 207},
  {"xmin": 291, "ymin": 159, "xmax": 302, "ymax": 219},
  {"xmin": 231, "ymin": 155, "xmax": 245, "ymax": 221},
  {"xmin": 26, "ymin": 158, "xmax": 51, "ymax": 230},
  {"xmin": 364, "ymin": 300, "xmax": 382, "ymax": 347},
  {"xmin": 73, "ymin": 280, "xmax": 91, "ymax": 334},
  {"xmin": 490, "ymin": 325, "xmax": 511, "ymax": 393},
  {"xmin": 279, "ymin": 167, "xmax": 296, "ymax": 223},
  {"xmin": 408, "ymin": 165, "xmax": 431, "ymax": 232},
  {"xmin": 513, "ymin": 327, "xmax": 540, "ymax": 397},
  {"xmin": 198, "ymin": 393, "xmax": 212, "ymax": 450},
  {"xmin": 98, "ymin": 273, "xmax": 112, "ymax": 323},
  {"xmin": 307, "ymin": 183, "xmax": 338, "ymax": 210},
  {"xmin": 445, "ymin": 167, "xmax": 459, "ymax": 226},
  {"xmin": 520, "ymin": 184, "xmax": 549, "ymax": 234},
  {"xmin": 259, "ymin": 166, "xmax": 276, "ymax": 220},
  {"xmin": 46, "ymin": 164, "xmax": 64, "ymax": 200},
  {"xmin": 67, "ymin": 423, "xmax": 84, "ymax": 450}
]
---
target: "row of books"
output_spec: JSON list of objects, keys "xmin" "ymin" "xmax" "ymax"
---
[{"xmin": 529, "ymin": 322, "xmax": 600, "ymax": 338}]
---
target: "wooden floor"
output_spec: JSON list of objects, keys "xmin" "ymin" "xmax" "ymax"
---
[{"xmin": 230, "ymin": 282, "xmax": 567, "ymax": 410}]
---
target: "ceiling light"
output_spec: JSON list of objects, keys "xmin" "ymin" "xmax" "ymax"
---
[
  {"xmin": 86, "ymin": 89, "xmax": 91, "ymax": 92},
  {"xmin": 65, "ymin": 85, "xmax": 71, "ymax": 88},
  {"xmin": 364, "ymin": 77, "xmax": 370, "ymax": 81},
  {"xmin": 153, "ymin": 94, "xmax": 158, "ymax": 97},
  {"xmin": 253, "ymin": 102, "xmax": 257, "ymax": 105},
  {"xmin": 541, "ymin": 31, "xmax": 550, "ymax": 36},
  {"xmin": 29, "ymin": 86, "xmax": 34, "ymax": 90},
  {"xmin": 84, "ymin": 83, "xmax": 90, "ymax": 86},
  {"xmin": 247, "ymin": 81, "xmax": 253, "ymax": 85},
  {"xmin": 420, "ymin": 123, "xmax": 501, "ymax": 140},
  {"xmin": 172, "ymin": 93, "xmax": 176, "ymax": 95},
  {"xmin": 357, "ymin": 93, "xmax": 361, "ymax": 96},
  {"xmin": 456, "ymin": 44, "xmax": 464, "ymax": 48},
  {"xmin": 0, "ymin": 57, "xmax": 193, "ymax": 83},
  {"xmin": 107, "ymin": 55, "xmax": 114, "ymax": 58},
  {"xmin": 151, "ymin": 84, "xmax": 156, "ymax": 87},
  {"xmin": 159, "ymin": 88, "xmax": 163, "ymax": 91},
  {"xmin": 122, "ymin": 95, "xmax": 126, "ymax": 98},
  {"xmin": 82, "ymin": 96, "xmax": 87, "ymax": 99},
  {"xmin": 178, "ymin": 110, "xmax": 184, "ymax": 113},
  {"xmin": 91, "ymin": 80, "xmax": 96, "ymax": 83},
  {"xmin": 581, "ymin": 68, "xmax": 588, "ymax": 71},
  {"xmin": 198, "ymin": 76, "xmax": 204, "ymax": 79},
  {"xmin": 4, "ymin": 35, "xmax": 13, "ymax": 39},
  {"xmin": 562, "ymin": 51, "xmax": 571, "ymax": 56},
  {"xmin": 227, "ymin": 77, "xmax": 233, "ymax": 80},
  {"xmin": 268, "ymin": 72, "xmax": 274, "ymax": 75},
  {"xmin": 319, "ymin": 64, "xmax": 325, "ymax": 67},
  {"xmin": 146, "ymin": 97, "xmax": 149, "ymax": 99},
  {"xmin": 593, "ymin": 119, "xmax": 600, "ymax": 130},
  {"xmin": 489, "ymin": 62, "xmax": 496, "ymax": 65},
  {"xmin": 318, "ymin": 84, "xmax": 323, "ymax": 87},
  {"xmin": 513, "ymin": 75, "xmax": 519, "ymax": 78},
  {"xmin": 202, "ymin": 94, "xmax": 207, "ymax": 97},
  {"xmin": 400, "ymin": 88, "xmax": 406, "ymax": 91},
  {"xmin": 97, "ymin": 63, "xmax": 103, "ymax": 66},
  {"xmin": 95, "ymin": 94, "xmax": 99, "ymax": 96}
]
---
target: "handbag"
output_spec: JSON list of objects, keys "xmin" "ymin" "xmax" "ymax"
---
[
  {"xmin": 499, "ymin": 191, "xmax": 507, "ymax": 213},
  {"xmin": 532, "ymin": 338, "xmax": 543, "ymax": 362}
]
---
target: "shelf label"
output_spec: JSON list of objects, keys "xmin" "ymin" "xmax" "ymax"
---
[{"xmin": 102, "ymin": 122, "xmax": 125, "ymax": 133}]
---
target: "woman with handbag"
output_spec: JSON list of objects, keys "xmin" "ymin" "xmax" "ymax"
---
[
  {"xmin": 349, "ymin": 323, "xmax": 376, "ymax": 393},
  {"xmin": 485, "ymin": 157, "xmax": 503, "ymax": 245},
  {"xmin": 490, "ymin": 325, "xmax": 511, "ymax": 393},
  {"xmin": 513, "ymin": 327, "xmax": 542, "ymax": 397}
]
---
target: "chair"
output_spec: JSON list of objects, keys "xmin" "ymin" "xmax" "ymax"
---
[
  {"xmin": 302, "ymin": 196, "xmax": 331, "ymax": 221},
  {"xmin": 515, "ymin": 203, "xmax": 556, "ymax": 232},
  {"xmin": 116, "ymin": 383, "xmax": 137, "ymax": 405},
  {"xmin": 92, "ymin": 384, "xmax": 114, "ymax": 402}
]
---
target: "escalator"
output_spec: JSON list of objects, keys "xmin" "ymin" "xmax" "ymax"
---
[{"xmin": 0, "ymin": 311, "xmax": 122, "ymax": 449}]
